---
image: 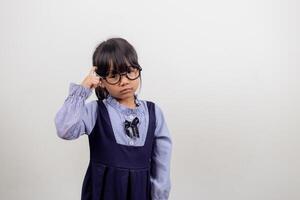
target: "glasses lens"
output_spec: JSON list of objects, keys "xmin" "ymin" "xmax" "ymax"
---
[
  {"xmin": 105, "ymin": 67, "xmax": 141, "ymax": 84},
  {"xmin": 127, "ymin": 68, "xmax": 140, "ymax": 80},
  {"xmin": 106, "ymin": 74, "xmax": 120, "ymax": 84}
]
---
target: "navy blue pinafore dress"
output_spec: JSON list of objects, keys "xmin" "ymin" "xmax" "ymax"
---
[{"xmin": 81, "ymin": 100, "xmax": 156, "ymax": 200}]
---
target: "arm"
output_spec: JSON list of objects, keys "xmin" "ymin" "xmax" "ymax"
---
[
  {"xmin": 151, "ymin": 105, "xmax": 173, "ymax": 200},
  {"xmin": 54, "ymin": 83, "xmax": 98, "ymax": 140}
]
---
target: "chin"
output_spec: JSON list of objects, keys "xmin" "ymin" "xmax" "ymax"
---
[{"xmin": 118, "ymin": 92, "xmax": 134, "ymax": 99}]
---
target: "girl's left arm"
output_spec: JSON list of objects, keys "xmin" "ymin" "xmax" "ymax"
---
[{"xmin": 151, "ymin": 104, "xmax": 172, "ymax": 200}]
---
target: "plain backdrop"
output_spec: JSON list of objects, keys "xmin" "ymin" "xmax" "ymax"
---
[{"xmin": 0, "ymin": 0, "xmax": 299, "ymax": 199}]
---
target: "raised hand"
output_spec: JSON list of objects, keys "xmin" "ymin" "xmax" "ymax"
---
[{"xmin": 81, "ymin": 66, "xmax": 102, "ymax": 89}]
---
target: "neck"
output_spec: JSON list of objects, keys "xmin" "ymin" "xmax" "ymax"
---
[{"xmin": 116, "ymin": 96, "xmax": 137, "ymax": 109}]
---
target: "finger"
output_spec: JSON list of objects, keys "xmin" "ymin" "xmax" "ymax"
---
[
  {"xmin": 91, "ymin": 81, "xmax": 101, "ymax": 89},
  {"xmin": 92, "ymin": 76, "xmax": 100, "ymax": 82},
  {"xmin": 93, "ymin": 79, "xmax": 102, "ymax": 87},
  {"xmin": 92, "ymin": 79, "xmax": 100, "ymax": 85},
  {"xmin": 89, "ymin": 66, "xmax": 97, "ymax": 76}
]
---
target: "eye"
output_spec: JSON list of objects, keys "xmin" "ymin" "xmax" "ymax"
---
[
  {"xmin": 109, "ymin": 74, "xmax": 117, "ymax": 78},
  {"xmin": 107, "ymin": 71, "xmax": 117, "ymax": 77}
]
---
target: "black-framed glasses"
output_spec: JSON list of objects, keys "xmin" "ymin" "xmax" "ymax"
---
[{"xmin": 98, "ymin": 67, "xmax": 142, "ymax": 85}]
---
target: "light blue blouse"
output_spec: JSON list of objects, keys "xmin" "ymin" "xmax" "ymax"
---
[{"xmin": 54, "ymin": 83, "xmax": 172, "ymax": 200}]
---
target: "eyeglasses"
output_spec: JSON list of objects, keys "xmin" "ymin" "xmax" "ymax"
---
[{"xmin": 98, "ymin": 67, "xmax": 142, "ymax": 85}]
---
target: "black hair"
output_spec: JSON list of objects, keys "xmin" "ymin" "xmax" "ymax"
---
[{"xmin": 92, "ymin": 38, "xmax": 142, "ymax": 100}]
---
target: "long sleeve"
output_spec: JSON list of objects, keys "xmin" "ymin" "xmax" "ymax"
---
[
  {"xmin": 54, "ymin": 83, "xmax": 98, "ymax": 140},
  {"xmin": 151, "ymin": 104, "xmax": 172, "ymax": 200}
]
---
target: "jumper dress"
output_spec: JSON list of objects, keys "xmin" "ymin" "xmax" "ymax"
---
[{"xmin": 81, "ymin": 100, "xmax": 156, "ymax": 200}]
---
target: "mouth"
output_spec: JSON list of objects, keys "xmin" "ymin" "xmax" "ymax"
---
[{"xmin": 120, "ymin": 88, "xmax": 133, "ymax": 93}]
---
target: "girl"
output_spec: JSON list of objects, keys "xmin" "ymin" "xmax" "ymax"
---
[{"xmin": 54, "ymin": 38, "xmax": 172, "ymax": 200}]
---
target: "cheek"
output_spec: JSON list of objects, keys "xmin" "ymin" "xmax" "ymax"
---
[
  {"xmin": 101, "ymin": 83, "xmax": 112, "ymax": 92},
  {"xmin": 105, "ymin": 85, "xmax": 117, "ymax": 92},
  {"xmin": 133, "ymin": 78, "xmax": 140, "ymax": 87}
]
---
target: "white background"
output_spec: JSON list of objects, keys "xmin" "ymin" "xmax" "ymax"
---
[{"xmin": 0, "ymin": 0, "xmax": 299, "ymax": 199}]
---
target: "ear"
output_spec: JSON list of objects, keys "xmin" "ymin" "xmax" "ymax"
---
[
  {"xmin": 98, "ymin": 82, "xmax": 104, "ymax": 88},
  {"xmin": 101, "ymin": 81, "xmax": 106, "ymax": 87},
  {"xmin": 99, "ymin": 78, "xmax": 105, "ymax": 88}
]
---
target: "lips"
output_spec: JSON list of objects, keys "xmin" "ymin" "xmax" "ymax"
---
[{"xmin": 120, "ymin": 88, "xmax": 133, "ymax": 93}]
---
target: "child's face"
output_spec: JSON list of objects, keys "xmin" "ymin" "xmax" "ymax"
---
[{"xmin": 100, "ymin": 67, "xmax": 140, "ymax": 101}]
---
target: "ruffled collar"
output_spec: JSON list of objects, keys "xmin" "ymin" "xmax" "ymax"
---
[{"xmin": 106, "ymin": 94, "xmax": 143, "ymax": 115}]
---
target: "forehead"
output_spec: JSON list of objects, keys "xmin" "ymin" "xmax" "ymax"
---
[
  {"xmin": 108, "ymin": 59, "xmax": 134, "ymax": 73},
  {"xmin": 108, "ymin": 64, "xmax": 129, "ymax": 74},
  {"xmin": 97, "ymin": 56, "xmax": 138, "ymax": 77}
]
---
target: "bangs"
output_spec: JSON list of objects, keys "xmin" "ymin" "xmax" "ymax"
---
[{"xmin": 93, "ymin": 38, "xmax": 141, "ymax": 77}]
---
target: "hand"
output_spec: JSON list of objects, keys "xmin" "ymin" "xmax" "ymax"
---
[{"xmin": 81, "ymin": 66, "xmax": 102, "ymax": 89}]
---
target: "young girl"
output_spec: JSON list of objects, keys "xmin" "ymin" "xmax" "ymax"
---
[{"xmin": 54, "ymin": 38, "xmax": 172, "ymax": 200}]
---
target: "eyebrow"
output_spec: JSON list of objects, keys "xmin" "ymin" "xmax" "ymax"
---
[{"xmin": 109, "ymin": 65, "xmax": 133, "ymax": 74}]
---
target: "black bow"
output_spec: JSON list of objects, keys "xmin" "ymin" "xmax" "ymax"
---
[{"xmin": 124, "ymin": 117, "xmax": 140, "ymax": 139}]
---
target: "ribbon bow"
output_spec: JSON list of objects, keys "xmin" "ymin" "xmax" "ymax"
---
[{"xmin": 124, "ymin": 117, "xmax": 140, "ymax": 139}]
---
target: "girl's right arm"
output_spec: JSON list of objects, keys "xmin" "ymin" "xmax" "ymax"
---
[
  {"xmin": 54, "ymin": 67, "xmax": 101, "ymax": 140},
  {"xmin": 54, "ymin": 83, "xmax": 97, "ymax": 140}
]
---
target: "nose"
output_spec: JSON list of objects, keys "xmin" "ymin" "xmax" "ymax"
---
[{"xmin": 119, "ymin": 74, "xmax": 129, "ymax": 86}]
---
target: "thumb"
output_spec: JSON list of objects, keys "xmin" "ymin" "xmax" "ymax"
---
[{"xmin": 89, "ymin": 66, "xmax": 97, "ymax": 76}]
